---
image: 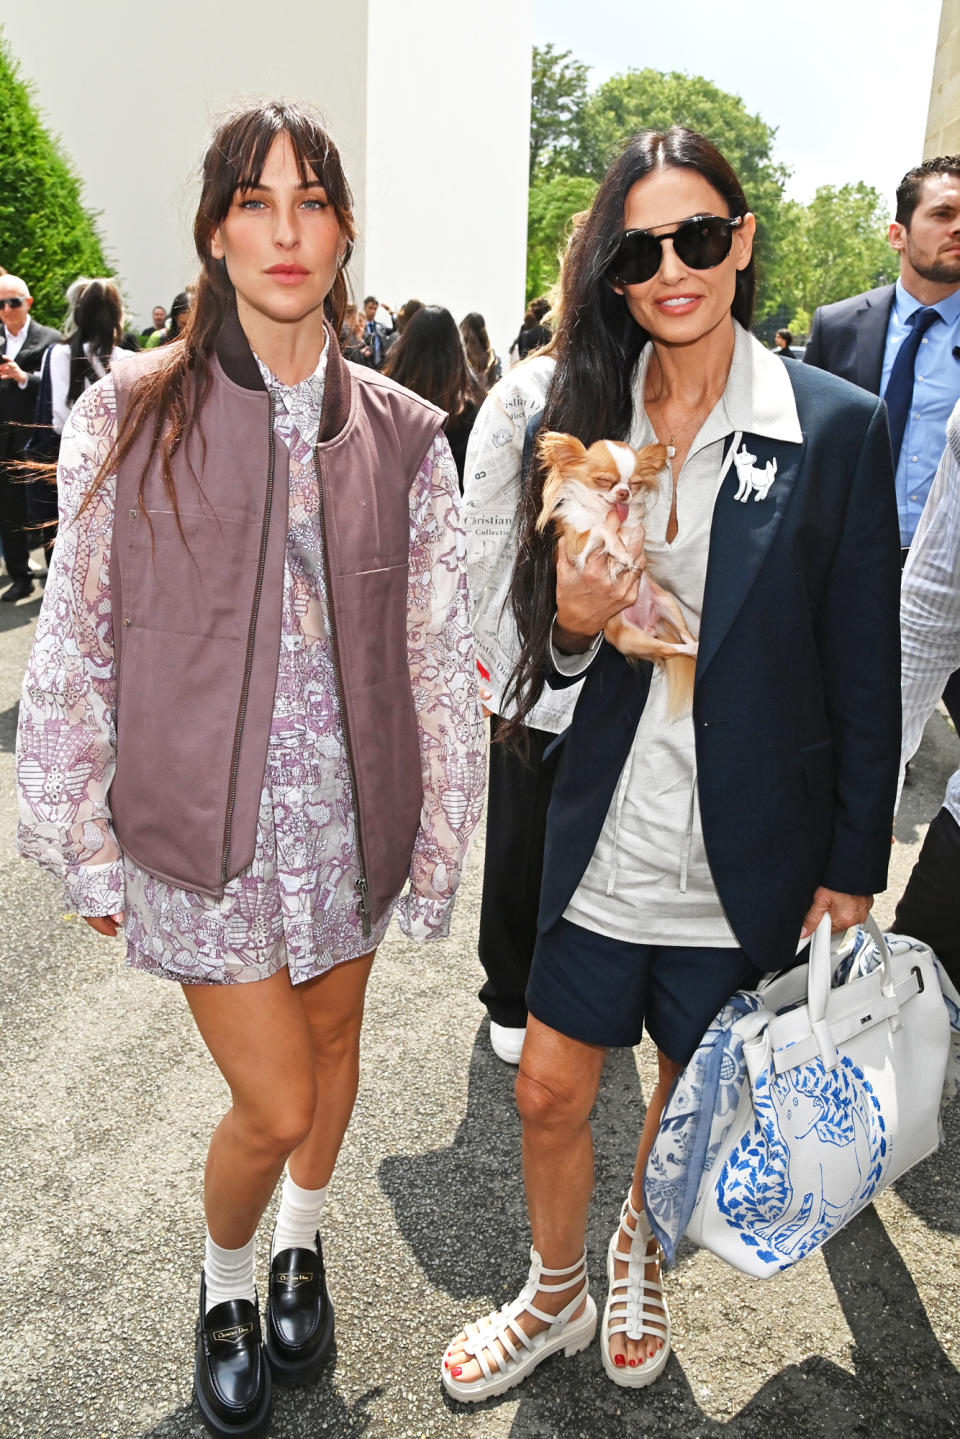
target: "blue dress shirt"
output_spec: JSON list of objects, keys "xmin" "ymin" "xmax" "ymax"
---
[{"xmin": 880, "ymin": 278, "xmax": 960, "ymax": 545}]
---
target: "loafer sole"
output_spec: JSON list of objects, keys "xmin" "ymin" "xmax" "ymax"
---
[
  {"xmin": 265, "ymin": 1283, "xmax": 335, "ymax": 1387},
  {"xmin": 194, "ymin": 1349, "xmax": 272, "ymax": 1439}
]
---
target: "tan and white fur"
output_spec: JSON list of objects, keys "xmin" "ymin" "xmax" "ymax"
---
[{"xmin": 536, "ymin": 431, "xmax": 698, "ymax": 714}]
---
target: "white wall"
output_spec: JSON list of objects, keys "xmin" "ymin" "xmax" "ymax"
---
[
  {"xmin": 1, "ymin": 1, "xmax": 530, "ymax": 355},
  {"xmin": 363, "ymin": 0, "xmax": 531, "ymax": 362},
  {"xmin": 1, "ymin": 2, "xmax": 369, "ymax": 326}
]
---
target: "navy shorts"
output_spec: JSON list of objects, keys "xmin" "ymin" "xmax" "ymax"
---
[{"xmin": 526, "ymin": 917, "xmax": 761, "ymax": 1064}]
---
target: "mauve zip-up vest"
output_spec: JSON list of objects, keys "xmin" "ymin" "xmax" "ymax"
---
[{"xmin": 108, "ymin": 309, "xmax": 444, "ymax": 925}]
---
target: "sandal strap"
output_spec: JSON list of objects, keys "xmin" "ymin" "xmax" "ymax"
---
[{"xmin": 459, "ymin": 1252, "xmax": 590, "ymax": 1377}]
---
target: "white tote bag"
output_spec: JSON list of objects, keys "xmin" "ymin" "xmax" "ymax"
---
[{"xmin": 683, "ymin": 913, "xmax": 950, "ymax": 1277}]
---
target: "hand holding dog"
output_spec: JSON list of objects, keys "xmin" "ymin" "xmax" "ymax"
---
[{"xmin": 554, "ymin": 532, "xmax": 646, "ymax": 652}]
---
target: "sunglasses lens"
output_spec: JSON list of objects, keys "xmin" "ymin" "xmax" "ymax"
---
[
  {"xmin": 610, "ymin": 217, "xmax": 737, "ymax": 285},
  {"xmin": 672, "ymin": 218, "xmax": 734, "ymax": 270},
  {"xmin": 0, "ymin": 298, "xmax": 24, "ymax": 309},
  {"xmin": 610, "ymin": 233, "xmax": 662, "ymax": 285}
]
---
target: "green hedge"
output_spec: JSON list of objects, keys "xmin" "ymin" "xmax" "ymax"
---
[{"xmin": 0, "ymin": 28, "xmax": 111, "ymax": 328}]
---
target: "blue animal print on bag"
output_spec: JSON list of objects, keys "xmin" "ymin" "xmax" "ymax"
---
[{"xmin": 715, "ymin": 1055, "xmax": 888, "ymax": 1270}]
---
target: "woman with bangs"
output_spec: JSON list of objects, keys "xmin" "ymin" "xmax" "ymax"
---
[
  {"xmin": 16, "ymin": 101, "xmax": 484, "ymax": 1438},
  {"xmin": 445, "ymin": 127, "xmax": 899, "ymax": 1401}
]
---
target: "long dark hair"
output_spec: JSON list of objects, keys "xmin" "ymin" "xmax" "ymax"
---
[
  {"xmin": 502, "ymin": 127, "xmax": 755, "ymax": 741},
  {"xmin": 83, "ymin": 101, "xmax": 355, "ymax": 520},
  {"xmin": 460, "ymin": 311, "xmax": 498, "ymax": 389},
  {"xmin": 66, "ymin": 279, "xmax": 124, "ymax": 405},
  {"xmin": 383, "ymin": 305, "xmax": 484, "ymax": 416}
]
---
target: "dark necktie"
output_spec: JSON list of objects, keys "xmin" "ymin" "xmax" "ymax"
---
[{"xmin": 882, "ymin": 306, "xmax": 942, "ymax": 466}]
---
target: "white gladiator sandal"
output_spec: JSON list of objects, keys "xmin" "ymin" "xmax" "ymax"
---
[
  {"xmin": 601, "ymin": 1195, "xmax": 671, "ymax": 1388},
  {"xmin": 441, "ymin": 1247, "xmax": 597, "ymax": 1402}
]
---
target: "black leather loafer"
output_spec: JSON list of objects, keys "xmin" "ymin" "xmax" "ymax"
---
[
  {"xmin": 265, "ymin": 1231, "xmax": 335, "ymax": 1385},
  {"xmin": 194, "ymin": 1274, "xmax": 272, "ymax": 1438}
]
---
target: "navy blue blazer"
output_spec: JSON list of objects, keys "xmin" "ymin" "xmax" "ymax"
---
[
  {"xmin": 803, "ymin": 284, "xmax": 895, "ymax": 395},
  {"xmin": 539, "ymin": 360, "xmax": 901, "ymax": 975}
]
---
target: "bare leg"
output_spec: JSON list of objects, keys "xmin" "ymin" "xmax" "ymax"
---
[
  {"xmin": 445, "ymin": 1015, "xmax": 607, "ymax": 1383},
  {"xmin": 607, "ymin": 1048, "xmax": 681, "ymax": 1370},
  {"xmin": 284, "ymin": 951, "xmax": 376, "ymax": 1189},
  {"xmin": 184, "ymin": 968, "xmax": 320, "ymax": 1250}
]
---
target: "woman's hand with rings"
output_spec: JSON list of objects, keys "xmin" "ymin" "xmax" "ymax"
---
[
  {"xmin": 554, "ymin": 536, "xmax": 645, "ymax": 652},
  {"xmin": 84, "ymin": 912, "xmax": 125, "ymax": 937}
]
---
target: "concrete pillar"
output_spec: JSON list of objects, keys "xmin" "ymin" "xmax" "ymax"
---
[
  {"xmin": 925, "ymin": 0, "xmax": 960, "ymax": 157},
  {"xmin": 1, "ymin": 0, "xmax": 530, "ymax": 356}
]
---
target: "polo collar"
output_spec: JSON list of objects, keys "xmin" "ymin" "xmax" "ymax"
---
[{"xmin": 634, "ymin": 319, "xmax": 802, "ymax": 453}]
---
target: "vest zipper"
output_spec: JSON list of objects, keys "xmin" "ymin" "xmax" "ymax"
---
[
  {"xmin": 220, "ymin": 393, "xmax": 277, "ymax": 888},
  {"xmin": 315, "ymin": 447, "xmax": 372, "ymax": 936}
]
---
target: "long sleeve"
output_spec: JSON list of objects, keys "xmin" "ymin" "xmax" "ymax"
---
[
  {"xmin": 48, "ymin": 342, "xmax": 71, "ymax": 435},
  {"xmin": 16, "ymin": 376, "xmax": 125, "ymax": 915},
  {"xmin": 461, "ymin": 356, "xmax": 577, "ymax": 732},
  {"xmin": 899, "ymin": 425, "xmax": 960, "ymax": 814},
  {"xmin": 394, "ymin": 433, "xmax": 486, "ymax": 941}
]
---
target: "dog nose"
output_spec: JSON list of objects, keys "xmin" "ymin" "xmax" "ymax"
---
[{"xmin": 616, "ymin": 487, "xmax": 629, "ymax": 501}]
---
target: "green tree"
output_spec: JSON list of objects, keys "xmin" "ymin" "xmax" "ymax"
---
[
  {"xmin": 529, "ymin": 43, "xmax": 591, "ymax": 182},
  {"xmin": 568, "ymin": 69, "xmax": 790, "ymax": 317},
  {"xmin": 526, "ymin": 173, "xmax": 598, "ymax": 301},
  {"xmin": 0, "ymin": 28, "xmax": 110, "ymax": 327},
  {"xmin": 780, "ymin": 182, "xmax": 896, "ymax": 324}
]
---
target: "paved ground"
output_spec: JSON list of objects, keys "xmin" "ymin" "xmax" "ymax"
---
[{"xmin": 0, "ymin": 582, "xmax": 958, "ymax": 1439}]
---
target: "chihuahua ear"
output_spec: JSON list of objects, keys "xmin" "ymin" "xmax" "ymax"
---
[
  {"xmin": 537, "ymin": 431, "xmax": 587, "ymax": 472},
  {"xmin": 633, "ymin": 442, "xmax": 669, "ymax": 482}
]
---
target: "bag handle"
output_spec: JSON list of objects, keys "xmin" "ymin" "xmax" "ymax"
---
[{"xmin": 806, "ymin": 911, "xmax": 895, "ymax": 1068}]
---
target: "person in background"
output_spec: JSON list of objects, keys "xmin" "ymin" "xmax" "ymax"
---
[
  {"xmin": 160, "ymin": 292, "xmax": 192, "ymax": 345},
  {"xmin": 16, "ymin": 100, "xmax": 484, "ymax": 1439},
  {"xmin": 804, "ymin": 155, "xmax": 960, "ymax": 729},
  {"xmin": 510, "ymin": 297, "xmax": 552, "ymax": 366},
  {"xmin": 0, "ymin": 273, "xmax": 61, "ymax": 601},
  {"xmin": 49, "ymin": 279, "xmax": 129, "ymax": 435},
  {"xmin": 339, "ymin": 303, "xmax": 374, "ymax": 365},
  {"xmin": 773, "ymin": 327, "xmax": 793, "ymax": 355},
  {"xmin": 141, "ymin": 304, "xmax": 167, "ymax": 339},
  {"xmin": 361, "ymin": 295, "xmax": 394, "ymax": 369},
  {"xmin": 384, "ymin": 304, "xmax": 485, "ymax": 488},
  {"xmin": 896, "ymin": 396, "xmax": 960, "ymax": 985},
  {"xmin": 460, "ymin": 312, "xmax": 501, "ymax": 391}
]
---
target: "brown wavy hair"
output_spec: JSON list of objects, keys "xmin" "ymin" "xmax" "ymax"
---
[{"xmin": 82, "ymin": 101, "xmax": 355, "ymax": 522}]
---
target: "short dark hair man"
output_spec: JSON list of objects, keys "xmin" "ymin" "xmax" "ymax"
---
[
  {"xmin": 141, "ymin": 304, "xmax": 166, "ymax": 338},
  {"xmin": 360, "ymin": 295, "xmax": 394, "ymax": 369},
  {"xmin": 804, "ymin": 157, "xmax": 960, "ymax": 725},
  {"xmin": 0, "ymin": 274, "xmax": 61, "ymax": 600}
]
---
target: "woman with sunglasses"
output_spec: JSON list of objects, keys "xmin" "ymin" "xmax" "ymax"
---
[
  {"xmin": 444, "ymin": 126, "xmax": 900, "ymax": 1399},
  {"xmin": 16, "ymin": 101, "xmax": 484, "ymax": 1438}
]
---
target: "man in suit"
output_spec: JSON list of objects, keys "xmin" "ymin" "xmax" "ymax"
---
[
  {"xmin": 0, "ymin": 274, "xmax": 61, "ymax": 600},
  {"xmin": 361, "ymin": 295, "xmax": 394, "ymax": 370},
  {"xmin": 804, "ymin": 155, "xmax": 960, "ymax": 725}
]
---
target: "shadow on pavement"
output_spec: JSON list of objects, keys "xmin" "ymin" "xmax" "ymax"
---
[
  {"xmin": 378, "ymin": 1026, "xmax": 646, "ymax": 1306},
  {"xmin": 139, "ymin": 1378, "xmax": 384, "ymax": 1438},
  {"xmin": 382, "ymin": 1026, "xmax": 960, "ymax": 1439},
  {"xmin": 0, "ymin": 698, "xmax": 19, "ymax": 752}
]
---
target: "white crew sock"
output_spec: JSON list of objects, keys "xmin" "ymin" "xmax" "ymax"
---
[
  {"xmin": 203, "ymin": 1230, "xmax": 257, "ymax": 1313},
  {"xmin": 271, "ymin": 1173, "xmax": 328, "ymax": 1258}
]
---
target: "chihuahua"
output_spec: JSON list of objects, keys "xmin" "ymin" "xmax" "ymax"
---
[{"xmin": 535, "ymin": 430, "xmax": 698, "ymax": 714}]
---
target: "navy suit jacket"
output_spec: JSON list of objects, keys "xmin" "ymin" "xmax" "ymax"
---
[
  {"xmin": 0, "ymin": 319, "xmax": 62, "ymax": 460},
  {"xmin": 539, "ymin": 361, "xmax": 901, "ymax": 975},
  {"xmin": 802, "ymin": 284, "xmax": 895, "ymax": 395}
]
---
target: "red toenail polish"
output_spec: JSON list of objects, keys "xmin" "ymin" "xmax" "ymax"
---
[
  {"xmin": 614, "ymin": 1354, "xmax": 626, "ymax": 1367},
  {"xmin": 628, "ymin": 1359, "xmax": 637, "ymax": 1367},
  {"xmin": 451, "ymin": 1366, "xmax": 462, "ymax": 1378}
]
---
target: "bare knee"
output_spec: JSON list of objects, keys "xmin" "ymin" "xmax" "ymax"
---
[
  {"xmin": 232, "ymin": 1082, "xmax": 317, "ymax": 1160},
  {"xmin": 515, "ymin": 1066, "xmax": 592, "ymax": 1133},
  {"xmin": 307, "ymin": 1014, "xmax": 364, "ymax": 1071}
]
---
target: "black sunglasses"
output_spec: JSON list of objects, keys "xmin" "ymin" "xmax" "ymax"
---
[
  {"xmin": 607, "ymin": 214, "xmax": 744, "ymax": 286},
  {"xmin": 0, "ymin": 298, "xmax": 26, "ymax": 310}
]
